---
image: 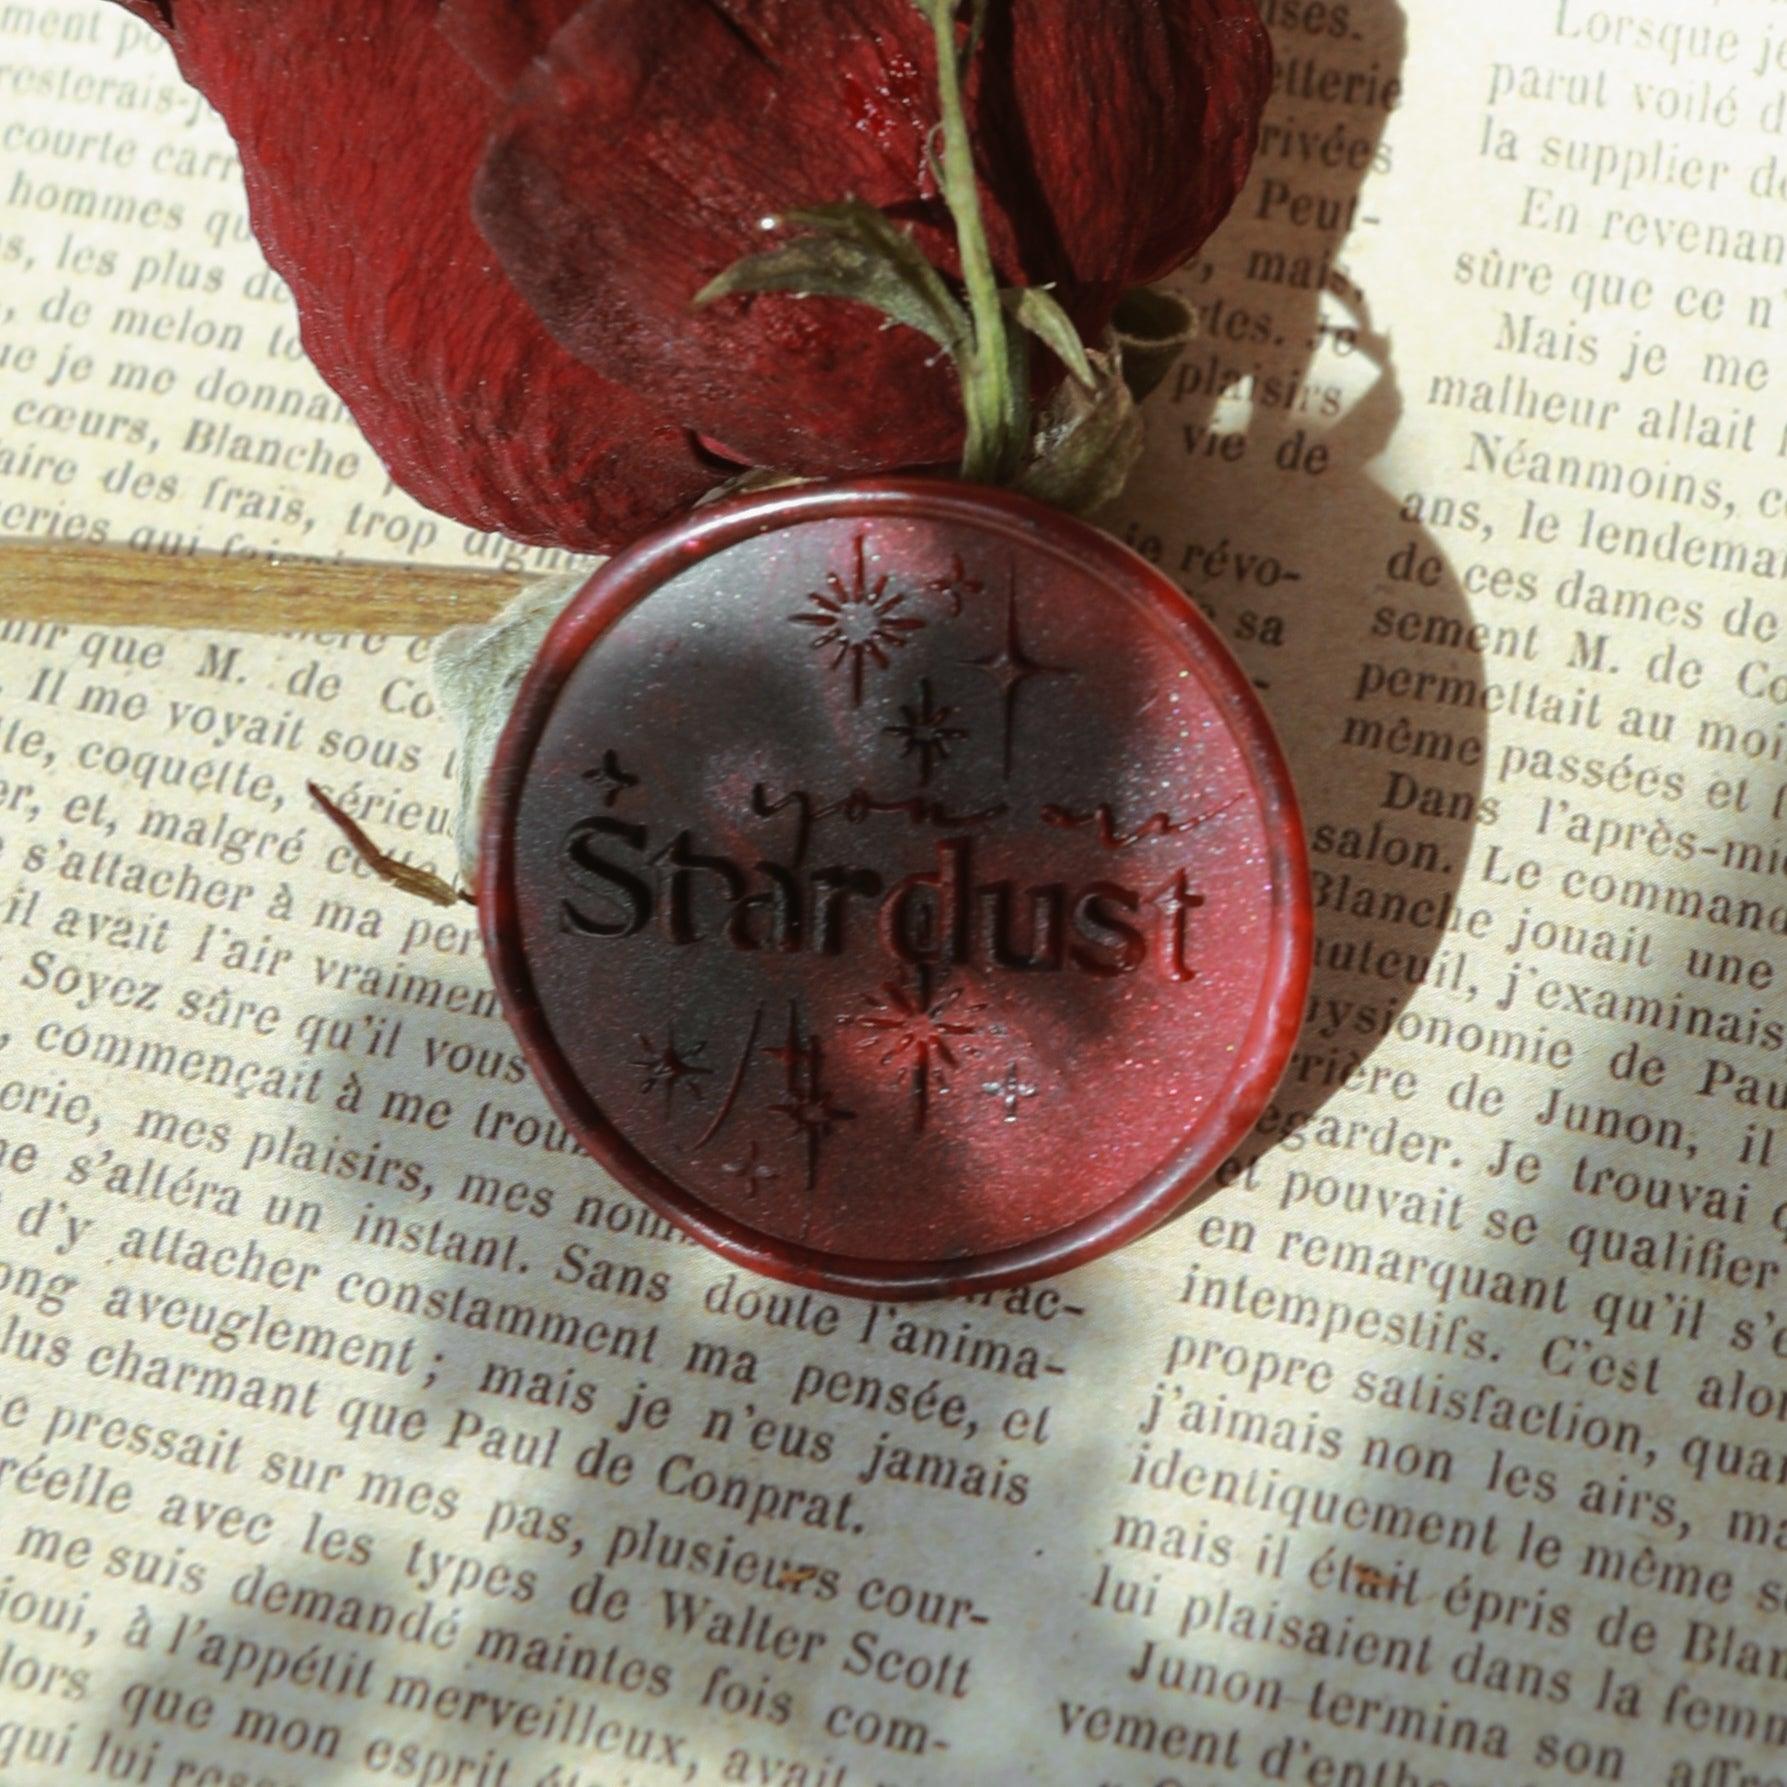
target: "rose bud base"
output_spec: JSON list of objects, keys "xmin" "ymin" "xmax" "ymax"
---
[{"xmin": 480, "ymin": 481, "xmax": 1311, "ymax": 1298}]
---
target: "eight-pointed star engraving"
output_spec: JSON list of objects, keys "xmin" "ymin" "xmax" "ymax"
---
[
  {"xmin": 885, "ymin": 677, "xmax": 968, "ymax": 786},
  {"xmin": 851, "ymin": 981, "xmax": 984, "ymax": 1133},
  {"xmin": 789, "ymin": 534, "xmax": 926, "ymax": 706}
]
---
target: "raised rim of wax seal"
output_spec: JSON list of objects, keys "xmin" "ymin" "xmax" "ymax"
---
[{"xmin": 479, "ymin": 479, "xmax": 1312, "ymax": 1298}]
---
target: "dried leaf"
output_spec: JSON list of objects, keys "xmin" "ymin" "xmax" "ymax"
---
[
  {"xmin": 308, "ymin": 783, "xmax": 470, "ymax": 909},
  {"xmin": 699, "ymin": 204, "xmax": 969, "ymax": 356}
]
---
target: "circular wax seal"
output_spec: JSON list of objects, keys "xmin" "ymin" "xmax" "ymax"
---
[{"xmin": 481, "ymin": 481, "xmax": 1310, "ymax": 1298}]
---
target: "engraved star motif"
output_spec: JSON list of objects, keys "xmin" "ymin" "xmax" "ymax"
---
[
  {"xmin": 789, "ymin": 534, "xmax": 926, "ymax": 705},
  {"xmin": 982, "ymin": 1064, "xmax": 1040, "ymax": 1122},
  {"xmin": 766, "ymin": 1004, "xmax": 854, "ymax": 1192},
  {"xmin": 885, "ymin": 678, "xmax": 968, "ymax": 786},
  {"xmin": 964, "ymin": 570, "xmax": 1074, "ymax": 779},
  {"xmin": 631, "ymin": 1027, "xmax": 711, "ymax": 1112},
  {"xmin": 771, "ymin": 1084, "xmax": 855, "ymax": 1164},
  {"xmin": 581, "ymin": 749, "xmax": 640, "ymax": 808},
  {"xmin": 765, "ymin": 1001, "xmax": 815, "ymax": 1083},
  {"xmin": 924, "ymin": 554, "xmax": 986, "ymax": 616},
  {"xmin": 851, "ymin": 981, "xmax": 984, "ymax": 1133}
]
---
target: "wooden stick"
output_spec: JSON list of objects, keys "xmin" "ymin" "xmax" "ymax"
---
[{"xmin": 0, "ymin": 537, "xmax": 537, "ymax": 636}]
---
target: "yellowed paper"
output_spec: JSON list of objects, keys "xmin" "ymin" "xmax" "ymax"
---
[{"xmin": 0, "ymin": 3, "xmax": 1784, "ymax": 1783}]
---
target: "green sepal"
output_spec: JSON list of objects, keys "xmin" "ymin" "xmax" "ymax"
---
[
  {"xmin": 696, "ymin": 200, "xmax": 969, "ymax": 356},
  {"xmin": 1015, "ymin": 339, "xmax": 1144, "ymax": 516},
  {"xmin": 994, "ymin": 293, "xmax": 1032, "ymax": 485},
  {"xmin": 1002, "ymin": 286, "xmax": 1096, "ymax": 389}
]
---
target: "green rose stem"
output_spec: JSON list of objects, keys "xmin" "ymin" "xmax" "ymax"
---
[
  {"xmin": 921, "ymin": 0, "xmax": 1026, "ymax": 484},
  {"xmin": 696, "ymin": 0, "xmax": 1098, "ymax": 490}
]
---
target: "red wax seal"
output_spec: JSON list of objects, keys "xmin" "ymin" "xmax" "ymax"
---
[{"xmin": 481, "ymin": 482, "xmax": 1309, "ymax": 1297}]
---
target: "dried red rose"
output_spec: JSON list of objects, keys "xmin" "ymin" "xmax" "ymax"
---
[
  {"xmin": 116, "ymin": 1, "xmax": 1270, "ymax": 545},
  {"xmin": 475, "ymin": 0, "xmax": 1273, "ymax": 474}
]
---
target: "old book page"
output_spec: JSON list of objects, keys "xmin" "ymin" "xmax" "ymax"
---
[{"xmin": 2, "ymin": 2, "xmax": 1785, "ymax": 1783}]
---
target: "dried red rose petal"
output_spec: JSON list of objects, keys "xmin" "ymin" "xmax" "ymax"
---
[
  {"xmin": 476, "ymin": 0, "xmax": 1271, "ymax": 475},
  {"xmin": 115, "ymin": 0, "xmax": 718, "ymax": 552},
  {"xmin": 988, "ymin": 0, "xmax": 1276, "ymax": 292},
  {"xmin": 436, "ymin": 0, "xmax": 581, "ymax": 93},
  {"xmin": 111, "ymin": 0, "xmax": 172, "ymax": 34}
]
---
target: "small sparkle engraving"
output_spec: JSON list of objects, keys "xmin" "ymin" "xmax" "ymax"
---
[
  {"xmin": 766, "ymin": 1003, "xmax": 854, "ymax": 1192},
  {"xmin": 632, "ymin": 1027, "xmax": 711, "ymax": 1111},
  {"xmin": 924, "ymin": 553, "xmax": 987, "ymax": 616},
  {"xmin": 582, "ymin": 749, "xmax": 640, "ymax": 807},
  {"xmin": 885, "ymin": 678, "xmax": 968, "ymax": 786},
  {"xmin": 982, "ymin": 1065, "xmax": 1040, "ymax": 1121},
  {"xmin": 721, "ymin": 1140, "xmax": 779, "ymax": 1193}
]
